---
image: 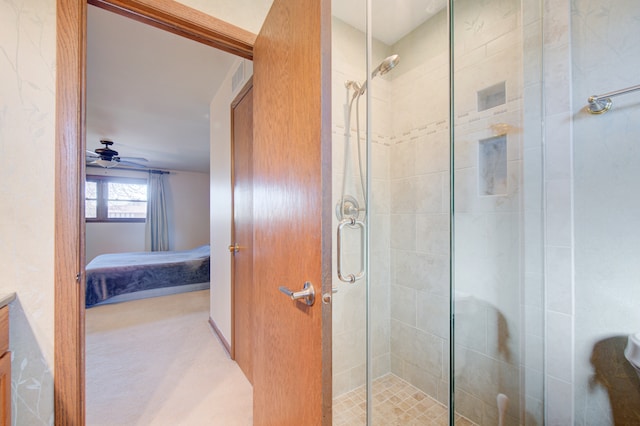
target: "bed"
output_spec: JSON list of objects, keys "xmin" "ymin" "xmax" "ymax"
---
[{"xmin": 85, "ymin": 245, "xmax": 210, "ymax": 307}]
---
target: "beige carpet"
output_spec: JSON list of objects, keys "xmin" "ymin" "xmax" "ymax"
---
[{"xmin": 86, "ymin": 290, "xmax": 252, "ymax": 426}]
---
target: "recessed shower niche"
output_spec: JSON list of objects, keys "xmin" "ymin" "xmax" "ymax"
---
[
  {"xmin": 477, "ymin": 82, "xmax": 506, "ymax": 112},
  {"xmin": 478, "ymin": 135, "xmax": 507, "ymax": 196}
]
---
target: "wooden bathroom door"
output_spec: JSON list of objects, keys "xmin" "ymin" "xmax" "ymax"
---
[{"xmin": 251, "ymin": 0, "xmax": 332, "ymax": 424}]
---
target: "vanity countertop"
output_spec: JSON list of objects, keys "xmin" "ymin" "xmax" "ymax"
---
[{"xmin": 0, "ymin": 293, "xmax": 16, "ymax": 309}]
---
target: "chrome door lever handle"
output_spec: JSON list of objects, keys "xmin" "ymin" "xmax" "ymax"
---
[{"xmin": 279, "ymin": 282, "xmax": 315, "ymax": 306}]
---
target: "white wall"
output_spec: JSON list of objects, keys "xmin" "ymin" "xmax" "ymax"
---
[
  {"xmin": 209, "ymin": 59, "xmax": 253, "ymax": 345},
  {"xmin": 85, "ymin": 168, "xmax": 210, "ymax": 263}
]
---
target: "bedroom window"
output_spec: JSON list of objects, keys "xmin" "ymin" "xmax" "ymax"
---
[{"xmin": 85, "ymin": 175, "xmax": 148, "ymax": 222}]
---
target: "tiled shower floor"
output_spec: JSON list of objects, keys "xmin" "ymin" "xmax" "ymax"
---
[{"xmin": 333, "ymin": 374, "xmax": 476, "ymax": 426}]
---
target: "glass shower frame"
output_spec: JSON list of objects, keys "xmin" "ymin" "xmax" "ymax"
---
[{"xmin": 331, "ymin": 0, "xmax": 545, "ymax": 424}]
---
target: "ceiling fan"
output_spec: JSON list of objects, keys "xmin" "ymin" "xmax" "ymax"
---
[{"xmin": 86, "ymin": 139, "xmax": 149, "ymax": 169}]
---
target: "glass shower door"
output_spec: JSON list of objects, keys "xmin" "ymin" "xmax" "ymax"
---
[
  {"xmin": 331, "ymin": 0, "xmax": 545, "ymax": 424},
  {"xmin": 451, "ymin": 0, "xmax": 545, "ymax": 424},
  {"xmin": 331, "ymin": 0, "xmax": 454, "ymax": 424},
  {"xmin": 331, "ymin": 2, "xmax": 371, "ymax": 425}
]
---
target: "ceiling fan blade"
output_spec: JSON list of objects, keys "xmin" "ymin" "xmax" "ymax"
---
[
  {"xmin": 119, "ymin": 156, "xmax": 148, "ymax": 162},
  {"xmin": 117, "ymin": 160, "xmax": 148, "ymax": 168}
]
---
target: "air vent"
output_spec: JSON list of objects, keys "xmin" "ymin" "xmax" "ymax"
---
[{"xmin": 231, "ymin": 63, "xmax": 245, "ymax": 93}]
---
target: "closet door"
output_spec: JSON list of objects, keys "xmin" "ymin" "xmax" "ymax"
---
[{"xmin": 231, "ymin": 80, "xmax": 254, "ymax": 383}]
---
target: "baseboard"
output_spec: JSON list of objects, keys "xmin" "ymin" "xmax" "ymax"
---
[{"xmin": 208, "ymin": 316, "xmax": 231, "ymax": 357}]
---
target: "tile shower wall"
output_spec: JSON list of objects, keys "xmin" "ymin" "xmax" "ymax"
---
[{"xmin": 571, "ymin": 1, "xmax": 640, "ymax": 424}]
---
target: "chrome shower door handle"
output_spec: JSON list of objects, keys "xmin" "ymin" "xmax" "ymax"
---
[
  {"xmin": 337, "ymin": 217, "xmax": 365, "ymax": 283},
  {"xmin": 279, "ymin": 281, "xmax": 316, "ymax": 306}
]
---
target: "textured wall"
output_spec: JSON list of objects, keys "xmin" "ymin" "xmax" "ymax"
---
[{"xmin": 0, "ymin": 0, "xmax": 56, "ymax": 423}]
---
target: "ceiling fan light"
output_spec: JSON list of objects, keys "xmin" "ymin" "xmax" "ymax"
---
[{"xmin": 95, "ymin": 159, "xmax": 117, "ymax": 168}]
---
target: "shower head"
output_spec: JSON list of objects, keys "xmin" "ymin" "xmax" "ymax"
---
[
  {"xmin": 344, "ymin": 54, "xmax": 400, "ymax": 98},
  {"xmin": 345, "ymin": 80, "xmax": 362, "ymax": 92},
  {"xmin": 372, "ymin": 54, "xmax": 400, "ymax": 78}
]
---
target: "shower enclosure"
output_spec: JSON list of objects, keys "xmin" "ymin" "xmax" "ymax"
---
[{"xmin": 331, "ymin": 0, "xmax": 545, "ymax": 424}]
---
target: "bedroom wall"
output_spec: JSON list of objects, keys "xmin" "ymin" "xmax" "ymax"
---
[
  {"xmin": 85, "ymin": 168, "xmax": 210, "ymax": 263},
  {"xmin": 86, "ymin": 223, "xmax": 146, "ymax": 262},
  {"xmin": 209, "ymin": 59, "xmax": 253, "ymax": 346},
  {"xmin": 166, "ymin": 170, "xmax": 210, "ymax": 251}
]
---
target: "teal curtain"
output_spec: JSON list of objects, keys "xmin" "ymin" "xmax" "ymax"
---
[{"xmin": 145, "ymin": 171, "xmax": 169, "ymax": 251}]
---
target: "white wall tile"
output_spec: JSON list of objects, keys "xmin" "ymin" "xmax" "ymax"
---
[
  {"xmin": 545, "ymin": 178, "xmax": 572, "ymax": 247},
  {"xmin": 546, "ymin": 376, "xmax": 573, "ymax": 425},
  {"xmin": 390, "ymin": 284, "xmax": 417, "ymax": 326},
  {"xmin": 545, "ymin": 246, "xmax": 573, "ymax": 314},
  {"xmin": 546, "ymin": 311, "xmax": 573, "ymax": 383}
]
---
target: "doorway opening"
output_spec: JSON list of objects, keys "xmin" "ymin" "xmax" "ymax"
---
[{"xmin": 55, "ymin": 0, "xmax": 256, "ymax": 423}]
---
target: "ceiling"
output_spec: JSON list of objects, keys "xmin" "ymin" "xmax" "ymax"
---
[
  {"xmin": 86, "ymin": 1, "xmax": 444, "ymax": 174},
  {"xmin": 86, "ymin": 5, "xmax": 238, "ymax": 174},
  {"xmin": 332, "ymin": 0, "xmax": 447, "ymax": 45}
]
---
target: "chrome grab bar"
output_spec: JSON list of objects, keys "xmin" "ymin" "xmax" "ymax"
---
[
  {"xmin": 337, "ymin": 217, "xmax": 365, "ymax": 283},
  {"xmin": 587, "ymin": 83, "xmax": 640, "ymax": 114}
]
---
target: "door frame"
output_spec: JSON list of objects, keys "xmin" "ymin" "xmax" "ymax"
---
[{"xmin": 55, "ymin": 0, "xmax": 255, "ymax": 423}]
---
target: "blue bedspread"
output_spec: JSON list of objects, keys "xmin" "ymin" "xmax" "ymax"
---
[{"xmin": 85, "ymin": 245, "xmax": 210, "ymax": 307}]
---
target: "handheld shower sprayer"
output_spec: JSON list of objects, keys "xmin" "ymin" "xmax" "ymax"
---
[
  {"xmin": 338, "ymin": 54, "xmax": 400, "ymax": 222},
  {"xmin": 345, "ymin": 54, "xmax": 401, "ymax": 99},
  {"xmin": 336, "ymin": 54, "xmax": 401, "ymax": 284},
  {"xmin": 344, "ymin": 80, "xmax": 362, "ymax": 94},
  {"xmin": 372, "ymin": 54, "xmax": 400, "ymax": 78}
]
